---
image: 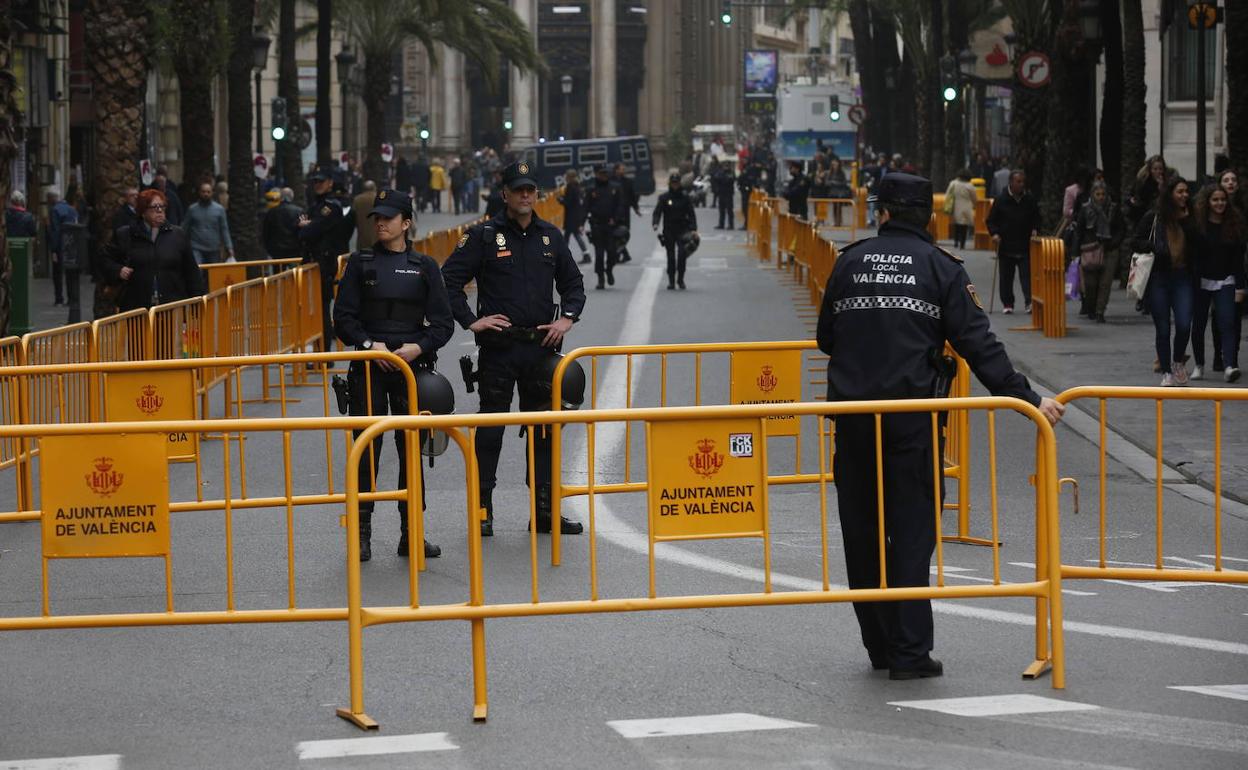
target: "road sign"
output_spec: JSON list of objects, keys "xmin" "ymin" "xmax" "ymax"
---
[
  {"xmin": 847, "ymin": 103, "xmax": 868, "ymax": 126},
  {"xmin": 729, "ymin": 350, "xmax": 801, "ymax": 437},
  {"xmin": 252, "ymin": 154, "xmax": 269, "ymax": 180},
  {"xmin": 1188, "ymin": 2, "xmax": 1218, "ymax": 29},
  {"xmin": 380, "ymin": 143, "xmax": 394, "ymax": 164},
  {"xmin": 139, "ymin": 158, "xmax": 154, "ymax": 186},
  {"xmin": 1017, "ymin": 51, "xmax": 1052, "ymax": 89}
]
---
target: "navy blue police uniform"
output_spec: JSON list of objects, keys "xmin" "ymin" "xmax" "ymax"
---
[
  {"xmin": 652, "ymin": 174, "xmax": 698, "ymax": 290},
  {"xmin": 585, "ymin": 166, "xmax": 627, "ymax": 288},
  {"xmin": 333, "ymin": 189, "xmax": 455, "ymax": 561},
  {"xmin": 441, "ymin": 161, "xmax": 588, "ymax": 536},
  {"xmin": 300, "ymin": 166, "xmax": 347, "ymax": 351},
  {"xmin": 816, "ymin": 173, "xmax": 1043, "ymax": 679}
]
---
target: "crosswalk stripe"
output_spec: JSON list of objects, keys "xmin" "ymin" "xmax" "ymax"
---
[
  {"xmin": 295, "ymin": 732, "xmax": 458, "ymax": 760},
  {"xmin": 889, "ymin": 694, "xmax": 1099, "ymax": 717},
  {"xmin": 1169, "ymin": 684, "xmax": 1248, "ymax": 702},
  {"xmin": 607, "ymin": 713, "xmax": 815, "ymax": 739},
  {"xmin": 0, "ymin": 756, "xmax": 122, "ymax": 770}
]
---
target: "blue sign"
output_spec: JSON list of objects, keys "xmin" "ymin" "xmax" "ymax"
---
[{"xmin": 778, "ymin": 131, "xmax": 856, "ymax": 161}]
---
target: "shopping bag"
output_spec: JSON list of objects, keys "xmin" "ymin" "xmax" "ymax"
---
[
  {"xmin": 1065, "ymin": 257, "xmax": 1082, "ymax": 301},
  {"xmin": 1127, "ymin": 251, "xmax": 1154, "ymax": 300}
]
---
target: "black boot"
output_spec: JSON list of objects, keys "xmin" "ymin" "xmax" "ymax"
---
[
  {"xmin": 667, "ymin": 273, "xmax": 675, "ymax": 290},
  {"xmin": 596, "ymin": 273, "xmax": 605, "ymax": 290},
  {"xmin": 397, "ymin": 511, "xmax": 441, "ymax": 558},
  {"xmin": 480, "ymin": 488, "xmax": 494, "ymax": 537},
  {"xmin": 531, "ymin": 483, "xmax": 583, "ymax": 535},
  {"xmin": 677, "ymin": 272, "xmax": 686, "ymax": 290},
  {"xmin": 359, "ymin": 510, "xmax": 372, "ymax": 562}
]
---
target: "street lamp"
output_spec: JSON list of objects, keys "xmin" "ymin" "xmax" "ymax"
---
[
  {"xmin": 252, "ymin": 29, "xmax": 271, "ymax": 154},
  {"xmin": 335, "ymin": 47, "xmax": 356, "ymax": 163},
  {"xmin": 560, "ymin": 74, "xmax": 573, "ymax": 140}
]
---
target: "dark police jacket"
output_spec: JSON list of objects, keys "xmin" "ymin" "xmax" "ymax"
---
[
  {"xmin": 441, "ymin": 211, "xmax": 587, "ymax": 343},
  {"xmin": 299, "ymin": 193, "xmax": 345, "ymax": 262},
  {"xmin": 816, "ymin": 220, "xmax": 1040, "ymax": 407},
  {"xmin": 332, "ymin": 244, "xmax": 454, "ymax": 364},
  {"xmin": 652, "ymin": 189, "xmax": 697, "ymax": 235},
  {"xmin": 585, "ymin": 180, "xmax": 626, "ymax": 231}
]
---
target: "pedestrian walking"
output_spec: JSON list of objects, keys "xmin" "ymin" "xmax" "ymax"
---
[
  {"xmin": 944, "ymin": 169, "xmax": 977, "ymax": 250},
  {"xmin": 1132, "ymin": 176, "xmax": 1201, "ymax": 386},
  {"xmin": 110, "ymin": 188, "xmax": 140, "ymax": 236},
  {"xmin": 653, "ymin": 173, "xmax": 698, "ymax": 290},
  {"xmin": 261, "ymin": 187, "xmax": 303, "ymax": 260},
  {"xmin": 558, "ymin": 169, "xmax": 590, "ymax": 264},
  {"xmin": 429, "ymin": 158, "xmax": 446, "ymax": 213},
  {"xmin": 98, "ymin": 189, "xmax": 203, "ymax": 312},
  {"xmin": 1124, "ymin": 156, "xmax": 1169, "ymax": 228},
  {"xmin": 826, "ymin": 157, "xmax": 852, "ymax": 227},
  {"xmin": 150, "ymin": 169, "xmax": 184, "ymax": 226},
  {"xmin": 45, "ymin": 185, "xmax": 78, "ymax": 306},
  {"xmin": 612, "ymin": 163, "xmax": 640, "ymax": 263},
  {"xmin": 1076, "ymin": 180, "xmax": 1125, "ymax": 323},
  {"xmin": 783, "ymin": 161, "xmax": 810, "ymax": 220},
  {"xmin": 441, "ymin": 160, "xmax": 588, "ymax": 537},
  {"xmin": 986, "ymin": 170, "xmax": 1042, "ymax": 314},
  {"xmin": 5, "ymin": 190, "xmax": 36, "ymax": 238},
  {"xmin": 815, "ymin": 172, "xmax": 1064, "ymax": 680},
  {"xmin": 1190, "ymin": 185, "xmax": 1246, "ymax": 383},
  {"xmin": 737, "ymin": 163, "xmax": 758, "ymax": 230},
  {"xmin": 713, "ymin": 162, "xmax": 735, "ymax": 230},
  {"xmin": 183, "ymin": 180, "xmax": 234, "ymax": 264},
  {"xmin": 450, "ymin": 158, "xmax": 466, "ymax": 215},
  {"xmin": 333, "ymin": 188, "xmax": 455, "ymax": 561},
  {"xmin": 586, "ymin": 164, "xmax": 626, "ymax": 289},
  {"xmin": 413, "ymin": 155, "xmax": 432, "ymax": 213},
  {"xmin": 298, "ymin": 166, "xmax": 347, "ymax": 351}
]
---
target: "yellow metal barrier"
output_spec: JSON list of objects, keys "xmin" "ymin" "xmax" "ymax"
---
[
  {"xmin": 336, "ymin": 396, "xmax": 1065, "ymax": 728},
  {"xmin": 200, "ymin": 257, "xmax": 302, "ymax": 293},
  {"xmin": 1054, "ymin": 386, "xmax": 1248, "ymax": 585},
  {"xmin": 809, "ymin": 197, "xmax": 858, "ymax": 241},
  {"xmin": 1012, "ymin": 236, "xmax": 1068, "ymax": 338}
]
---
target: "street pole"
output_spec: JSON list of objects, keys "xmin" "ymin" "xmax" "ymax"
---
[
  {"xmin": 255, "ymin": 70, "xmax": 263, "ymax": 154},
  {"xmin": 1196, "ymin": 15, "xmax": 1206, "ymax": 184},
  {"xmin": 340, "ymin": 78, "xmax": 349, "ymax": 162}
]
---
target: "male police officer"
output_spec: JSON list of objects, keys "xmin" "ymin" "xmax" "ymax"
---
[
  {"xmin": 816, "ymin": 173, "xmax": 1064, "ymax": 680},
  {"xmin": 652, "ymin": 173, "xmax": 698, "ymax": 290},
  {"xmin": 586, "ymin": 164, "xmax": 626, "ymax": 290},
  {"xmin": 300, "ymin": 166, "xmax": 347, "ymax": 351},
  {"xmin": 442, "ymin": 161, "xmax": 587, "ymax": 537},
  {"xmin": 333, "ymin": 189, "xmax": 454, "ymax": 561}
]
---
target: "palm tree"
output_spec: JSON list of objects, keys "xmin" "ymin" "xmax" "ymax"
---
[
  {"xmin": 1120, "ymin": 0, "xmax": 1147, "ymax": 189},
  {"xmin": 999, "ymin": 0, "xmax": 1057, "ymax": 197},
  {"xmin": 226, "ymin": 0, "xmax": 260, "ymax": 259},
  {"xmin": 1040, "ymin": 0, "xmax": 1100, "ymax": 227},
  {"xmin": 0, "ymin": 2, "xmax": 22, "ymax": 336},
  {"xmin": 277, "ymin": 0, "xmax": 304, "ymax": 201},
  {"xmin": 335, "ymin": 0, "xmax": 545, "ymax": 181},
  {"xmin": 163, "ymin": 0, "xmax": 229, "ymax": 189},
  {"xmin": 1098, "ymin": 0, "xmax": 1124, "ymax": 199},
  {"xmin": 316, "ymin": 0, "xmax": 333, "ymax": 167},
  {"xmin": 885, "ymin": 1, "xmax": 938, "ymax": 177},
  {"xmin": 1225, "ymin": 0, "xmax": 1248, "ymax": 171}
]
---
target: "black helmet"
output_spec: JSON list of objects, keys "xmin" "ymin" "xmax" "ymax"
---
[
  {"xmin": 612, "ymin": 225, "xmax": 630, "ymax": 249},
  {"xmin": 679, "ymin": 230, "xmax": 701, "ymax": 256},
  {"xmin": 414, "ymin": 367, "xmax": 454, "ymax": 456},
  {"xmin": 523, "ymin": 351, "xmax": 587, "ymax": 410},
  {"xmin": 668, "ymin": 173, "xmax": 681, "ymax": 185}
]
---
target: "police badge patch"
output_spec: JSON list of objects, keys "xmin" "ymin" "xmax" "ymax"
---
[
  {"xmin": 542, "ymin": 235, "xmax": 550, "ymax": 246},
  {"xmin": 457, "ymin": 233, "xmax": 468, "ymax": 249},
  {"xmin": 321, "ymin": 206, "xmax": 331, "ymax": 216},
  {"xmin": 519, "ymin": 163, "xmax": 529, "ymax": 175},
  {"xmin": 967, "ymin": 284, "xmax": 983, "ymax": 309},
  {"xmin": 495, "ymin": 233, "xmax": 507, "ymax": 247}
]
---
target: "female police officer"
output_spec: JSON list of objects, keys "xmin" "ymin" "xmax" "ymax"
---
[{"xmin": 333, "ymin": 189, "xmax": 455, "ymax": 562}]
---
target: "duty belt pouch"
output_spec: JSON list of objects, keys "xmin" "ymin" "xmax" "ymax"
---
[{"xmin": 928, "ymin": 350, "xmax": 957, "ymax": 434}]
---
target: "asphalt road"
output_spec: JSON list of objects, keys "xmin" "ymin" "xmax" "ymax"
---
[{"xmin": 1, "ymin": 205, "xmax": 1246, "ymax": 769}]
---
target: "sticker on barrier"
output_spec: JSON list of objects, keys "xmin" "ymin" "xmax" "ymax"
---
[
  {"xmin": 104, "ymin": 369, "xmax": 199, "ymax": 461},
  {"xmin": 40, "ymin": 433, "xmax": 171, "ymax": 559},
  {"xmin": 647, "ymin": 417, "xmax": 768, "ymax": 540},
  {"xmin": 729, "ymin": 350, "xmax": 801, "ymax": 436}
]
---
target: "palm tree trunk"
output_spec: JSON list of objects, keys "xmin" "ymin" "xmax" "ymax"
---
[
  {"xmin": 927, "ymin": 0, "xmax": 945, "ymax": 183},
  {"xmin": 1120, "ymin": 0, "xmax": 1147, "ymax": 196},
  {"xmin": 172, "ymin": 0, "xmax": 223, "ymax": 188},
  {"xmin": 1040, "ymin": 0, "xmax": 1093, "ymax": 228},
  {"xmin": 1099, "ymin": 0, "xmax": 1124, "ymax": 199},
  {"xmin": 362, "ymin": 51, "xmax": 391, "ymax": 183},
  {"xmin": 1225, "ymin": 0, "xmax": 1248, "ymax": 171},
  {"xmin": 848, "ymin": 0, "xmax": 897, "ymax": 154},
  {"xmin": 0, "ymin": 2, "xmax": 20, "ymax": 336},
  {"xmin": 1005, "ymin": 2, "xmax": 1057, "ymax": 199},
  {"xmin": 226, "ymin": 0, "xmax": 259, "ymax": 259},
  {"xmin": 278, "ymin": 0, "xmax": 304, "ymax": 202},
  {"xmin": 316, "ymin": 0, "xmax": 333, "ymax": 167}
]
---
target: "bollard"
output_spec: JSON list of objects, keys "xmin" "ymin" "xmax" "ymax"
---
[{"xmin": 7, "ymin": 237, "xmax": 34, "ymax": 336}]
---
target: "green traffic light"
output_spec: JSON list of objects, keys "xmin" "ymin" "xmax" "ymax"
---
[
  {"xmin": 721, "ymin": 12, "xmax": 732, "ymax": 24},
  {"xmin": 419, "ymin": 129, "xmax": 430, "ymax": 140},
  {"xmin": 830, "ymin": 110, "xmax": 841, "ymax": 122},
  {"xmin": 271, "ymin": 126, "xmax": 286, "ymax": 141},
  {"xmin": 504, "ymin": 120, "xmax": 513, "ymax": 131},
  {"xmin": 943, "ymin": 86, "xmax": 957, "ymax": 102}
]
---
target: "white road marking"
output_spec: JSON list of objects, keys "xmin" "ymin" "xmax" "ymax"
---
[
  {"xmin": 565, "ymin": 245, "xmax": 1248, "ymax": 660},
  {"xmin": 1200, "ymin": 554, "xmax": 1248, "ymax": 563},
  {"xmin": 0, "ymin": 757, "xmax": 122, "ymax": 770},
  {"xmin": 935, "ymin": 565, "xmax": 1098, "ymax": 596},
  {"xmin": 294, "ymin": 732, "xmax": 458, "ymax": 760},
  {"xmin": 1169, "ymin": 684, "xmax": 1248, "ymax": 702},
  {"xmin": 606, "ymin": 712, "xmax": 814, "ymax": 739},
  {"xmin": 889, "ymin": 694, "xmax": 1099, "ymax": 717},
  {"xmin": 998, "ymin": 707, "xmax": 1248, "ymax": 755},
  {"xmin": 1005, "ymin": 562, "xmax": 1099, "ymax": 595}
]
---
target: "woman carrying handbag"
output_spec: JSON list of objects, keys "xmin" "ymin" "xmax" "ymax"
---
[{"xmin": 1078, "ymin": 181, "xmax": 1124, "ymax": 323}]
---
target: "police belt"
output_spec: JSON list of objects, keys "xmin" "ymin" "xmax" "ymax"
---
[{"xmin": 481, "ymin": 326, "xmax": 545, "ymax": 345}]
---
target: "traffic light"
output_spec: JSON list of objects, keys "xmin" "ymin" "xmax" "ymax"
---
[
  {"xmin": 720, "ymin": 1, "xmax": 732, "ymax": 25},
  {"xmin": 418, "ymin": 113, "xmax": 430, "ymax": 146},
  {"xmin": 829, "ymin": 95, "xmax": 841, "ymax": 122},
  {"xmin": 502, "ymin": 106, "xmax": 513, "ymax": 132},
  {"xmin": 270, "ymin": 96, "xmax": 288, "ymax": 141},
  {"xmin": 940, "ymin": 55, "xmax": 958, "ymax": 102}
]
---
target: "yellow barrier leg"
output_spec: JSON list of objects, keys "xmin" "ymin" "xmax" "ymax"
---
[
  {"xmin": 336, "ymin": 453, "xmax": 379, "ymax": 731},
  {"xmin": 1023, "ymin": 435, "xmax": 1052, "ymax": 681},
  {"xmin": 471, "ymin": 618, "xmax": 488, "ymax": 721}
]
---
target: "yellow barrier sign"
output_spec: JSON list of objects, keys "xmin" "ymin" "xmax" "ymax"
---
[
  {"xmin": 40, "ymin": 433, "xmax": 171, "ymax": 558},
  {"xmin": 105, "ymin": 370, "xmax": 198, "ymax": 460},
  {"xmin": 729, "ymin": 350, "xmax": 802, "ymax": 437},
  {"xmin": 647, "ymin": 417, "xmax": 767, "ymax": 540}
]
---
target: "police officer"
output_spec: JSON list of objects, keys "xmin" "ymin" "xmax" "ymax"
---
[
  {"xmin": 652, "ymin": 173, "xmax": 698, "ymax": 290},
  {"xmin": 712, "ymin": 161, "xmax": 736, "ymax": 230},
  {"xmin": 442, "ymin": 161, "xmax": 588, "ymax": 537},
  {"xmin": 586, "ymin": 164, "xmax": 626, "ymax": 290},
  {"xmin": 300, "ymin": 166, "xmax": 347, "ymax": 351},
  {"xmin": 782, "ymin": 160, "xmax": 810, "ymax": 220},
  {"xmin": 815, "ymin": 173, "xmax": 1065, "ymax": 680},
  {"xmin": 737, "ymin": 163, "xmax": 758, "ymax": 230},
  {"xmin": 612, "ymin": 162, "xmax": 641, "ymax": 263},
  {"xmin": 333, "ymin": 189, "xmax": 455, "ymax": 562}
]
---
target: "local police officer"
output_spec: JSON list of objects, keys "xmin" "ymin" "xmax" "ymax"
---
[
  {"xmin": 816, "ymin": 173, "xmax": 1064, "ymax": 680},
  {"xmin": 333, "ymin": 189, "xmax": 455, "ymax": 562},
  {"xmin": 586, "ymin": 164, "xmax": 626, "ymax": 290},
  {"xmin": 442, "ymin": 161, "xmax": 588, "ymax": 537},
  {"xmin": 652, "ymin": 173, "xmax": 698, "ymax": 290},
  {"xmin": 300, "ymin": 166, "xmax": 347, "ymax": 351}
]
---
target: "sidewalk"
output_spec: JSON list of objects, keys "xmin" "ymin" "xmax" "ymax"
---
[{"xmin": 17, "ymin": 210, "xmax": 481, "ymax": 336}]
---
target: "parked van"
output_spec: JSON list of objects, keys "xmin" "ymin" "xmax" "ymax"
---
[{"xmin": 520, "ymin": 135, "xmax": 655, "ymax": 196}]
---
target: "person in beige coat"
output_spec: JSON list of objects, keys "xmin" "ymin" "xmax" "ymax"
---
[{"xmin": 945, "ymin": 169, "xmax": 978, "ymax": 249}]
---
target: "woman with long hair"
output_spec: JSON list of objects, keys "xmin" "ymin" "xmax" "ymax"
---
[
  {"xmin": 1190, "ymin": 186, "xmax": 1247, "ymax": 382},
  {"xmin": 1077, "ymin": 180, "xmax": 1124, "ymax": 323},
  {"xmin": 1131, "ymin": 176, "xmax": 1202, "ymax": 386},
  {"xmin": 1125, "ymin": 155, "xmax": 1169, "ymax": 226}
]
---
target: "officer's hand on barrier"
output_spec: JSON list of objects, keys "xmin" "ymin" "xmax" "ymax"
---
[
  {"xmin": 119, "ymin": 266, "xmax": 134, "ymax": 280},
  {"xmin": 469, "ymin": 314, "xmax": 511, "ymax": 334},
  {"xmin": 1038, "ymin": 397, "xmax": 1065, "ymax": 426},
  {"xmin": 384, "ymin": 343, "xmax": 423, "ymax": 370},
  {"xmin": 538, "ymin": 317, "xmax": 573, "ymax": 347}
]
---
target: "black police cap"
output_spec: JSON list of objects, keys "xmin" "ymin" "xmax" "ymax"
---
[
  {"xmin": 868, "ymin": 172, "xmax": 933, "ymax": 208},
  {"xmin": 500, "ymin": 161, "xmax": 538, "ymax": 190},
  {"xmin": 307, "ymin": 165, "xmax": 330, "ymax": 183},
  {"xmin": 669, "ymin": 173, "xmax": 681, "ymax": 184},
  {"xmin": 369, "ymin": 188, "xmax": 413, "ymax": 219}
]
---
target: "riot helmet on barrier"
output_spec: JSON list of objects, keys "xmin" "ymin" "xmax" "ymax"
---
[
  {"xmin": 414, "ymin": 367, "xmax": 455, "ymax": 456},
  {"xmin": 679, "ymin": 230, "xmax": 701, "ymax": 256},
  {"xmin": 524, "ymin": 352, "xmax": 587, "ymax": 410}
]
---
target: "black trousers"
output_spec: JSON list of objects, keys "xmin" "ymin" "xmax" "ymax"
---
[
  {"xmin": 348, "ymin": 362, "xmax": 426, "ymax": 517},
  {"xmin": 718, "ymin": 198, "xmax": 734, "ymax": 229},
  {"xmin": 474, "ymin": 342, "xmax": 554, "ymax": 494},
  {"xmin": 833, "ymin": 412, "xmax": 939, "ymax": 668},
  {"xmin": 998, "ymin": 253, "xmax": 1031, "ymax": 310},
  {"xmin": 315, "ymin": 254, "xmax": 337, "ymax": 352},
  {"xmin": 591, "ymin": 229, "xmax": 617, "ymax": 277},
  {"xmin": 663, "ymin": 237, "xmax": 689, "ymax": 281}
]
